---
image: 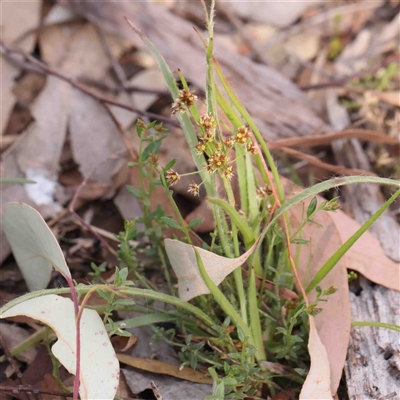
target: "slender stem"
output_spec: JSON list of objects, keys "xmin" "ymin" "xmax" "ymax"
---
[
  {"xmin": 65, "ymin": 277, "xmax": 80, "ymax": 400},
  {"xmin": 223, "ymin": 176, "xmax": 248, "ymax": 326}
]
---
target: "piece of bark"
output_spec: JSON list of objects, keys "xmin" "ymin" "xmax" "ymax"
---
[
  {"xmin": 66, "ymin": 1, "xmax": 330, "ymax": 141},
  {"xmin": 345, "ymin": 279, "xmax": 400, "ymax": 400}
]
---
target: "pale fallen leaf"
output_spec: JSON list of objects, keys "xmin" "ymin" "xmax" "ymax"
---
[
  {"xmin": 164, "ymin": 239, "xmax": 255, "ymax": 301},
  {"xmin": 286, "ymin": 176, "xmax": 399, "ymax": 394},
  {"xmin": 1, "ymin": 295, "xmax": 119, "ymax": 400},
  {"xmin": 2, "ymin": 203, "xmax": 71, "ymax": 290},
  {"xmin": 372, "ymin": 91, "xmax": 400, "ymax": 108},
  {"xmin": 224, "ymin": 2, "xmax": 318, "ymax": 28},
  {"xmin": 289, "ymin": 201, "xmax": 351, "ymax": 395},
  {"xmin": 336, "ymin": 12, "xmax": 399, "ymax": 75},
  {"xmin": 68, "ymin": 1, "xmax": 331, "ymax": 141},
  {"xmin": 330, "ymin": 207, "xmax": 400, "ymax": 289},
  {"xmin": 117, "ymin": 353, "xmax": 212, "ymax": 384},
  {"xmin": 299, "ymin": 317, "xmax": 333, "ymax": 400},
  {"xmin": 1, "ymin": 2, "xmax": 42, "ymax": 133}
]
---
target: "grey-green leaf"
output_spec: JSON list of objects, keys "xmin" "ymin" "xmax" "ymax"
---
[{"xmin": 2, "ymin": 203, "xmax": 71, "ymax": 291}]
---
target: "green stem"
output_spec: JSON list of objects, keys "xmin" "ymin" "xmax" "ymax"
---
[
  {"xmin": 223, "ymin": 176, "xmax": 248, "ymax": 326},
  {"xmin": 192, "ymin": 248, "xmax": 263, "ymax": 362}
]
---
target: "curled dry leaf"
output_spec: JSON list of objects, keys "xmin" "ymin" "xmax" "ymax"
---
[
  {"xmin": 1, "ymin": 295, "xmax": 119, "ymax": 400},
  {"xmin": 2, "ymin": 203, "xmax": 71, "ymax": 290},
  {"xmin": 164, "ymin": 239, "xmax": 255, "ymax": 301}
]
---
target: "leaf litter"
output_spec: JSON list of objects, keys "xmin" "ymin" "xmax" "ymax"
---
[{"xmin": 1, "ymin": 1, "xmax": 399, "ymax": 398}]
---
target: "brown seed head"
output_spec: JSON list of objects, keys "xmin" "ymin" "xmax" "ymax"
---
[
  {"xmin": 234, "ymin": 126, "xmax": 251, "ymax": 144},
  {"xmin": 166, "ymin": 169, "xmax": 180, "ymax": 186},
  {"xmin": 187, "ymin": 182, "xmax": 200, "ymax": 196}
]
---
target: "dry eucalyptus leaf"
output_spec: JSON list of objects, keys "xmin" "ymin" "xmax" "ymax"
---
[
  {"xmin": 1, "ymin": 2, "xmax": 42, "ymax": 133},
  {"xmin": 164, "ymin": 239, "xmax": 255, "ymax": 301},
  {"xmin": 287, "ymin": 180, "xmax": 399, "ymax": 394},
  {"xmin": 2, "ymin": 203, "xmax": 71, "ymax": 290},
  {"xmin": 117, "ymin": 354, "xmax": 213, "ymax": 384},
  {"xmin": 289, "ymin": 201, "xmax": 350, "ymax": 395},
  {"xmin": 66, "ymin": 1, "xmax": 330, "ymax": 140},
  {"xmin": 1, "ymin": 295, "xmax": 119, "ymax": 400},
  {"xmin": 299, "ymin": 317, "xmax": 333, "ymax": 400}
]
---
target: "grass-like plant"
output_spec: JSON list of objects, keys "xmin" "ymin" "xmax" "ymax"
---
[{"xmin": 1, "ymin": 2, "xmax": 399, "ymax": 399}]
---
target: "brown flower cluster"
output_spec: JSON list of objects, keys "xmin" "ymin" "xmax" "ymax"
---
[
  {"xmin": 256, "ymin": 186, "xmax": 273, "ymax": 198},
  {"xmin": 171, "ymin": 89, "xmax": 198, "ymax": 115},
  {"xmin": 233, "ymin": 126, "xmax": 256, "ymax": 153},
  {"xmin": 198, "ymin": 113, "xmax": 217, "ymax": 134},
  {"xmin": 166, "ymin": 169, "xmax": 180, "ymax": 186}
]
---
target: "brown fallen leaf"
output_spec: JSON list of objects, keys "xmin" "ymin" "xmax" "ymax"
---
[
  {"xmin": 1, "ymin": 2, "xmax": 42, "ymax": 133},
  {"xmin": 65, "ymin": 0, "xmax": 331, "ymax": 141},
  {"xmin": 299, "ymin": 317, "xmax": 332, "ymax": 400},
  {"xmin": 289, "ymin": 198, "xmax": 351, "ymax": 396},
  {"xmin": 285, "ymin": 175, "xmax": 399, "ymax": 395},
  {"xmin": 116, "ymin": 354, "xmax": 213, "ymax": 385},
  {"xmin": 271, "ymin": 129, "xmax": 400, "ymax": 149}
]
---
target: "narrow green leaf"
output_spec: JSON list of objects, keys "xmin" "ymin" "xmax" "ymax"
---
[
  {"xmin": 126, "ymin": 185, "xmax": 142, "ymax": 199},
  {"xmin": 0, "ymin": 178, "xmax": 36, "ymax": 184},
  {"xmin": 121, "ymin": 313, "xmax": 177, "ymax": 329},
  {"xmin": 192, "ymin": 247, "xmax": 262, "ymax": 361},
  {"xmin": 351, "ymin": 321, "xmax": 400, "ymax": 332},
  {"xmin": 0, "ymin": 286, "xmax": 217, "ymax": 332},
  {"xmin": 207, "ymin": 197, "xmax": 255, "ymax": 247},
  {"xmin": 164, "ymin": 159, "xmax": 177, "ymax": 171},
  {"xmin": 307, "ymin": 197, "xmax": 317, "ymax": 218},
  {"xmin": 306, "ymin": 188, "xmax": 400, "ymax": 294},
  {"xmin": 142, "ymin": 142, "xmax": 159, "ymax": 162},
  {"xmin": 187, "ymin": 217, "xmax": 204, "ymax": 229},
  {"xmin": 161, "ymin": 216, "xmax": 182, "ymax": 230},
  {"xmin": 256, "ymin": 176, "xmax": 400, "ymax": 262}
]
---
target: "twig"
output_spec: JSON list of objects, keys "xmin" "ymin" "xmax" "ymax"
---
[
  {"xmin": 272, "ymin": 144, "xmax": 376, "ymax": 177},
  {"xmin": 0, "ymin": 39, "xmax": 180, "ymax": 128},
  {"xmin": 300, "ymin": 53, "xmax": 399, "ymax": 91},
  {"xmin": 93, "ymin": 24, "xmax": 131, "ymax": 92},
  {"xmin": 0, "ymin": 339, "xmax": 33, "ymax": 400},
  {"xmin": 0, "ymin": 336, "xmax": 31, "ymax": 400},
  {"xmin": 102, "ymin": 103, "xmax": 137, "ymax": 162},
  {"xmin": 0, "ymin": 385, "xmax": 71, "ymax": 398},
  {"xmin": 68, "ymin": 152, "xmax": 127, "ymax": 257},
  {"xmin": 78, "ymin": 76, "xmax": 169, "ymax": 96}
]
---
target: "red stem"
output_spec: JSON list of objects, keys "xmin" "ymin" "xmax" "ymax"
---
[{"xmin": 66, "ymin": 276, "xmax": 80, "ymax": 400}]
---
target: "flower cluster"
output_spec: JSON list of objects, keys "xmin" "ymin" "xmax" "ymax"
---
[
  {"xmin": 198, "ymin": 113, "xmax": 217, "ymax": 134},
  {"xmin": 234, "ymin": 126, "xmax": 251, "ymax": 144},
  {"xmin": 171, "ymin": 89, "xmax": 198, "ymax": 115},
  {"xmin": 256, "ymin": 186, "xmax": 273, "ymax": 198},
  {"xmin": 187, "ymin": 182, "xmax": 200, "ymax": 196},
  {"xmin": 166, "ymin": 169, "xmax": 180, "ymax": 186}
]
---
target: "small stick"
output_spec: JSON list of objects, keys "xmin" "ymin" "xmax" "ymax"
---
[
  {"xmin": 0, "ymin": 384, "xmax": 71, "ymax": 398},
  {"xmin": 0, "ymin": 39, "xmax": 179, "ymax": 128}
]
